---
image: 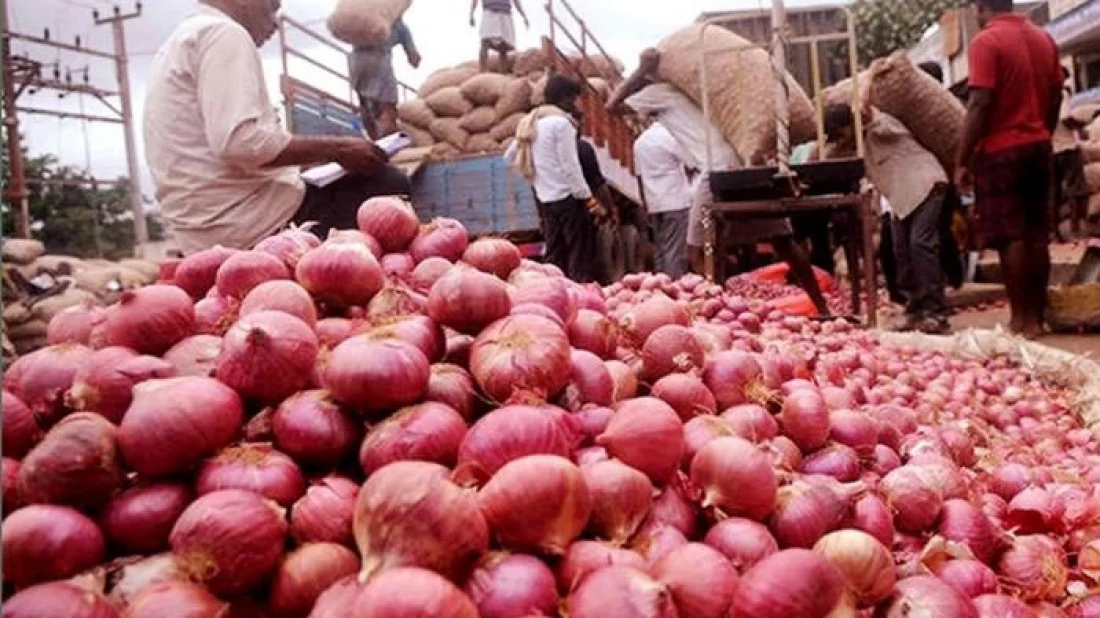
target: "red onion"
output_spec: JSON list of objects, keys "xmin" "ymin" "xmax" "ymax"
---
[
  {"xmin": 878, "ymin": 575, "xmax": 978, "ymax": 618},
  {"xmin": 315, "ymin": 317, "xmax": 355, "ymax": 348},
  {"xmin": 870, "ymin": 444, "xmax": 902, "ymax": 475},
  {"xmin": 631, "ymin": 522, "xmax": 689, "ymax": 567},
  {"xmin": 354, "ymin": 461, "xmax": 488, "ymax": 580},
  {"xmin": 363, "ymin": 286, "xmax": 424, "ymax": 323},
  {"xmin": 479, "ymin": 455, "xmax": 591, "ymax": 554},
  {"xmin": 575, "ymin": 445, "xmax": 611, "ymax": 466},
  {"xmin": 425, "ymin": 363, "xmax": 477, "ymax": 419},
  {"xmin": 990, "ymin": 463, "xmax": 1034, "ymax": 501},
  {"xmin": 973, "ymin": 594, "xmax": 1040, "ymax": 618},
  {"xmin": 642, "ymin": 479, "xmax": 698, "ymax": 538},
  {"xmin": 769, "ymin": 478, "xmax": 851, "ymax": 548},
  {"xmin": 513, "ymin": 278, "xmax": 578, "ymax": 323},
  {"xmin": 445, "ymin": 332, "xmax": 475, "ymax": 367},
  {"xmin": 17, "ymin": 412, "xmax": 121, "ymax": 509},
  {"xmin": 998, "ymin": 535, "xmax": 1068, "ymax": 602},
  {"xmin": 567, "ymin": 566, "xmax": 678, "ymax": 618},
  {"xmin": 691, "ymin": 436, "xmax": 776, "ymax": 520},
  {"xmin": 311, "ymin": 568, "xmax": 478, "ymax": 618},
  {"xmin": 162, "ymin": 335, "xmax": 221, "ymax": 378},
  {"xmin": 240, "ymin": 406, "xmax": 274, "ymax": 442},
  {"xmin": 409, "ymin": 256, "xmax": 454, "ymax": 293},
  {"xmin": 597, "ymin": 397, "xmax": 684, "ymax": 485},
  {"xmin": 463, "ymin": 238, "xmax": 522, "ymax": 279},
  {"xmin": 618, "ymin": 294, "xmax": 690, "ymax": 347},
  {"xmin": 572, "ymin": 406, "xmax": 613, "ymax": 446},
  {"xmin": 652, "ymin": 374, "xmax": 717, "ymax": 421},
  {"xmin": 4, "ymin": 343, "xmax": 94, "ymax": 423},
  {"xmin": 118, "ymin": 377, "xmax": 244, "ymax": 477},
  {"xmin": 267, "ymin": 542, "xmax": 359, "ymax": 618},
  {"xmin": 2, "ymin": 389, "xmax": 41, "ymax": 458},
  {"xmin": 935, "ymin": 559, "xmax": 999, "ymax": 598},
  {"xmin": 362, "ymin": 314, "xmax": 445, "ymax": 362},
  {"xmin": 196, "ymin": 443, "xmax": 306, "ymax": 507},
  {"xmin": 4, "ymin": 456, "xmax": 23, "ymax": 512},
  {"xmin": 557, "ymin": 541, "xmax": 648, "ymax": 593},
  {"xmin": 1034, "ymin": 602, "xmax": 1068, "ymax": 618},
  {"xmin": 170, "ymin": 489, "xmax": 287, "ymax": 597},
  {"xmin": 652, "ymin": 543, "xmax": 737, "ymax": 618},
  {"xmin": 569, "ymin": 309, "xmax": 620, "ymax": 359},
  {"xmin": 703, "ymin": 350, "xmax": 765, "ymax": 409},
  {"xmin": 360, "ymin": 401, "xmax": 467, "ymax": 474},
  {"xmin": 121, "ymin": 579, "xmax": 228, "ymax": 618},
  {"xmin": 703, "ymin": 518, "xmax": 778, "ymax": 574},
  {"xmin": 1069, "ymin": 597, "xmax": 1100, "ymax": 618},
  {"xmin": 938, "ymin": 499, "xmax": 1001, "ymax": 564},
  {"xmin": 322, "ymin": 337, "xmax": 430, "ymax": 413},
  {"xmin": 470, "ymin": 315, "xmax": 572, "ymax": 404},
  {"xmin": 428, "ymin": 266, "xmax": 512, "ymax": 335},
  {"xmin": 66, "ymin": 348, "xmax": 174, "ymax": 423},
  {"xmin": 720, "ymin": 404, "xmax": 778, "ymax": 443},
  {"xmin": 732, "ymin": 549, "xmax": 847, "ymax": 618},
  {"xmin": 47, "ymin": 300, "xmax": 108, "ymax": 346},
  {"xmin": 607, "ymin": 360, "xmax": 639, "ymax": 402},
  {"xmin": 216, "ymin": 310, "xmax": 318, "ymax": 402},
  {"xmin": 812, "ymin": 529, "xmax": 895, "ymax": 607},
  {"xmin": 563, "ymin": 350, "xmax": 615, "ymax": 409},
  {"xmin": 254, "ymin": 225, "xmax": 321, "ymax": 271},
  {"xmin": 764, "ymin": 435, "xmax": 804, "ymax": 471},
  {"xmin": 295, "ymin": 242, "xmax": 384, "ymax": 307},
  {"xmin": 239, "ymin": 280, "xmax": 317, "ymax": 326},
  {"xmin": 174, "ymin": 246, "xmax": 238, "ymax": 299},
  {"xmin": 642, "ymin": 325, "xmax": 705, "ymax": 381},
  {"xmin": 381, "ymin": 252, "xmax": 417, "ymax": 278},
  {"xmin": 327, "ymin": 228, "xmax": 383, "ymax": 255},
  {"xmin": 464, "ymin": 552, "xmax": 559, "ymax": 618},
  {"xmin": 1006, "ymin": 487, "xmax": 1065, "ymax": 535},
  {"xmin": 778, "ymin": 388, "xmax": 831, "ymax": 452},
  {"xmin": 357, "ymin": 196, "xmax": 420, "ymax": 253},
  {"xmin": 99, "ymin": 482, "xmax": 192, "ymax": 554},
  {"xmin": 692, "ymin": 323, "xmax": 732, "ymax": 355},
  {"xmin": 511, "ymin": 301, "xmax": 566, "ymax": 327},
  {"xmin": 215, "ymin": 250, "xmax": 290, "ymax": 299},
  {"xmin": 829, "ymin": 409, "xmax": 878, "ymax": 456},
  {"xmin": 193, "ymin": 295, "xmax": 238, "ymax": 336},
  {"xmin": 682, "ymin": 416, "xmax": 737, "ymax": 469},
  {"xmin": 409, "ymin": 217, "xmax": 469, "ymax": 263},
  {"xmin": 881, "ymin": 466, "xmax": 944, "ymax": 533},
  {"xmin": 2, "ymin": 504, "xmax": 105, "ymax": 587},
  {"xmin": 583, "ymin": 459, "xmax": 653, "ymax": 545},
  {"xmin": 3, "ymin": 581, "xmax": 119, "ymax": 618},
  {"xmin": 94, "ymin": 286, "xmax": 196, "ymax": 356},
  {"xmin": 849, "ymin": 494, "xmax": 896, "ymax": 547},
  {"xmin": 290, "ymin": 476, "xmax": 358, "ymax": 547},
  {"xmin": 801, "ymin": 443, "xmax": 861, "ymax": 482}
]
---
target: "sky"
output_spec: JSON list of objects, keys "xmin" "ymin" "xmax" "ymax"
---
[{"xmin": 8, "ymin": 0, "xmax": 844, "ymax": 201}]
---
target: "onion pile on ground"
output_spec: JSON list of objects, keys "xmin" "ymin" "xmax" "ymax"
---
[{"xmin": 3, "ymin": 200, "xmax": 1098, "ymax": 618}]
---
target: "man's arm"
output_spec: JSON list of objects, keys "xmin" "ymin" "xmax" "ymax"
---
[
  {"xmin": 469, "ymin": 0, "xmax": 479, "ymax": 26},
  {"xmin": 396, "ymin": 20, "xmax": 420, "ymax": 68},
  {"xmin": 265, "ymin": 136, "xmax": 387, "ymax": 173},
  {"xmin": 606, "ymin": 48, "xmax": 660, "ymax": 112},
  {"xmin": 555, "ymin": 121, "xmax": 592, "ymax": 201},
  {"xmin": 513, "ymin": 0, "xmax": 530, "ymax": 27},
  {"xmin": 957, "ymin": 89, "xmax": 993, "ymax": 172}
]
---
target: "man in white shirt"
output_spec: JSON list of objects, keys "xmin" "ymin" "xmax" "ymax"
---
[
  {"xmin": 143, "ymin": 0, "xmax": 411, "ymax": 255},
  {"xmin": 506, "ymin": 76, "xmax": 605, "ymax": 282},
  {"xmin": 634, "ymin": 120, "xmax": 692, "ymax": 278}
]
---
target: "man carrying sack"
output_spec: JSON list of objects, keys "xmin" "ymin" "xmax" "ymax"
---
[
  {"xmin": 349, "ymin": 18, "xmax": 421, "ymax": 138},
  {"xmin": 470, "ymin": 0, "xmax": 528, "ymax": 74},
  {"xmin": 956, "ymin": 0, "xmax": 1063, "ymax": 339}
]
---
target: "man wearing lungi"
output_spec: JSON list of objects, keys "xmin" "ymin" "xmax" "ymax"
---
[
  {"xmin": 349, "ymin": 18, "xmax": 421, "ymax": 139},
  {"xmin": 470, "ymin": 0, "xmax": 529, "ymax": 74}
]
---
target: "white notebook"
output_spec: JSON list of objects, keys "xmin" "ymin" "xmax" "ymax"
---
[{"xmin": 302, "ymin": 132, "xmax": 413, "ymax": 188}]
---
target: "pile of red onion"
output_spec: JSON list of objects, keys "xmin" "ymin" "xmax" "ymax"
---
[{"xmin": 4, "ymin": 206, "xmax": 1096, "ymax": 618}]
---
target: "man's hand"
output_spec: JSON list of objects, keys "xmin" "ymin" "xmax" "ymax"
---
[
  {"xmin": 335, "ymin": 140, "xmax": 388, "ymax": 175},
  {"xmin": 954, "ymin": 166, "xmax": 973, "ymax": 194},
  {"xmin": 407, "ymin": 49, "xmax": 422, "ymax": 69}
]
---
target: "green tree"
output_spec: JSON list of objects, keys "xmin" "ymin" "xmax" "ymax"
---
[{"xmin": 851, "ymin": 0, "xmax": 969, "ymax": 65}]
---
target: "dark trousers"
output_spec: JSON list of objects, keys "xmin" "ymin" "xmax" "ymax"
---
[
  {"xmin": 792, "ymin": 212, "xmax": 836, "ymax": 274},
  {"xmin": 650, "ymin": 210, "xmax": 690, "ymax": 279},
  {"xmin": 893, "ymin": 185, "xmax": 949, "ymax": 319},
  {"xmin": 293, "ymin": 165, "xmax": 412, "ymax": 240},
  {"xmin": 540, "ymin": 196, "xmax": 599, "ymax": 283},
  {"xmin": 940, "ymin": 186, "xmax": 965, "ymax": 289},
  {"xmin": 880, "ymin": 214, "xmax": 904, "ymax": 304}
]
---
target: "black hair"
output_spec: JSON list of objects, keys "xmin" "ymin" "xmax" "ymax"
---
[
  {"xmin": 545, "ymin": 75, "xmax": 583, "ymax": 107},
  {"xmin": 918, "ymin": 62, "xmax": 944, "ymax": 84},
  {"xmin": 823, "ymin": 104, "xmax": 855, "ymax": 140},
  {"xmin": 974, "ymin": 0, "xmax": 1013, "ymax": 12}
]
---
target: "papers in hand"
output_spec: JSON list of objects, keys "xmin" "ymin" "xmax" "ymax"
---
[{"xmin": 302, "ymin": 132, "xmax": 413, "ymax": 188}]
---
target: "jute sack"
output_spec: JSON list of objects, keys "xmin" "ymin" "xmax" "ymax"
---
[
  {"xmin": 8, "ymin": 319, "xmax": 47, "ymax": 342},
  {"xmin": 33, "ymin": 255, "xmax": 87, "ymax": 274},
  {"xmin": 869, "ymin": 52, "xmax": 965, "ymax": 172},
  {"xmin": 1086, "ymin": 163, "xmax": 1100, "ymax": 193},
  {"xmin": 460, "ymin": 107, "xmax": 499, "ymax": 134},
  {"xmin": 425, "ymin": 86, "xmax": 474, "ymax": 118},
  {"xmin": 31, "ymin": 288, "xmax": 98, "ymax": 323},
  {"xmin": 430, "ymin": 118, "xmax": 471, "ymax": 150},
  {"xmin": 432, "ymin": 142, "xmax": 462, "ymax": 159},
  {"xmin": 419, "ymin": 66, "xmax": 479, "ymax": 99},
  {"xmin": 400, "ymin": 122, "xmax": 436, "ymax": 148},
  {"xmin": 461, "ymin": 73, "xmax": 512, "ymax": 106},
  {"xmin": 398, "ymin": 99, "xmax": 436, "ymax": 130},
  {"xmin": 2, "ymin": 239, "xmax": 45, "ymax": 265},
  {"xmin": 489, "ymin": 113, "xmax": 525, "ymax": 143},
  {"xmin": 496, "ymin": 79, "xmax": 533, "ymax": 120},
  {"xmin": 572, "ymin": 55, "xmax": 624, "ymax": 78},
  {"xmin": 822, "ymin": 70, "xmax": 872, "ymax": 109},
  {"xmin": 513, "ymin": 49, "xmax": 549, "ymax": 76},
  {"xmin": 119, "ymin": 259, "xmax": 159, "ymax": 284},
  {"xmin": 327, "ymin": 0, "xmax": 411, "ymax": 47},
  {"xmin": 466, "ymin": 134, "xmax": 501, "ymax": 153},
  {"xmin": 657, "ymin": 24, "xmax": 815, "ymax": 166}
]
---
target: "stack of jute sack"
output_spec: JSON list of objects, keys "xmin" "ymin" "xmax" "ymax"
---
[
  {"xmin": 1072, "ymin": 105, "xmax": 1100, "ymax": 217},
  {"xmin": 2, "ymin": 239, "xmax": 159, "ymax": 355},
  {"xmin": 398, "ymin": 50, "xmax": 620, "ymax": 158}
]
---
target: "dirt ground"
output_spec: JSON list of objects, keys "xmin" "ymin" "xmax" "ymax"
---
[{"xmin": 950, "ymin": 307, "xmax": 1100, "ymax": 358}]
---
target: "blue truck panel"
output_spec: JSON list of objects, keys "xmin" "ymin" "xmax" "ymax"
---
[
  {"xmin": 290, "ymin": 94, "xmax": 361, "ymax": 139},
  {"xmin": 411, "ymin": 155, "xmax": 541, "ymax": 238}
]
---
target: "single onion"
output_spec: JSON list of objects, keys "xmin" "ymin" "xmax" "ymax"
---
[
  {"xmin": 692, "ymin": 323, "xmax": 733, "ymax": 355},
  {"xmin": 4, "ymin": 343, "xmax": 94, "ymax": 423},
  {"xmin": 557, "ymin": 541, "xmax": 648, "ymax": 593},
  {"xmin": 691, "ymin": 436, "xmax": 776, "ymax": 521},
  {"xmin": 779, "ymin": 389, "xmax": 831, "ymax": 452},
  {"xmin": 721, "ymin": 404, "xmax": 778, "ymax": 443},
  {"xmin": 2, "ymin": 504, "xmax": 105, "ymax": 587},
  {"xmin": 938, "ymin": 499, "xmax": 1001, "ymax": 564},
  {"xmin": 322, "ymin": 337, "xmax": 430, "ymax": 413},
  {"xmin": 848, "ymin": 494, "xmax": 895, "ymax": 547},
  {"xmin": 997, "ymin": 535, "xmax": 1068, "ymax": 602},
  {"xmin": 354, "ymin": 461, "xmax": 488, "ymax": 580},
  {"xmin": 410, "ymin": 217, "xmax": 469, "ymax": 263},
  {"xmin": 630, "ymin": 523, "xmax": 689, "ymax": 566},
  {"xmin": 254, "ymin": 225, "xmax": 321, "ymax": 271},
  {"xmin": 463, "ymin": 238, "xmax": 522, "ymax": 279},
  {"xmin": 170, "ymin": 489, "xmax": 287, "ymax": 597},
  {"xmin": 597, "ymin": 397, "xmax": 684, "ymax": 485},
  {"xmin": 1006, "ymin": 487, "xmax": 1065, "ymax": 535},
  {"xmin": 829, "ymin": 409, "xmax": 878, "ymax": 456},
  {"xmin": 935, "ymin": 559, "xmax": 999, "ymax": 598},
  {"xmin": 174, "ymin": 246, "xmax": 238, "ymax": 299},
  {"xmin": 310, "ymin": 568, "xmax": 478, "ymax": 618},
  {"xmin": 328, "ymin": 229, "xmax": 383, "ymax": 255},
  {"xmin": 365, "ymin": 286, "xmax": 428, "ymax": 322},
  {"xmin": 295, "ymin": 242, "xmax": 385, "ymax": 307},
  {"xmin": 567, "ymin": 566, "xmax": 678, "ymax": 618},
  {"xmin": 195, "ymin": 443, "xmax": 306, "ymax": 507},
  {"xmin": 583, "ymin": 459, "xmax": 653, "ymax": 545},
  {"xmin": 360, "ymin": 402, "xmax": 468, "ymax": 475},
  {"xmin": 464, "ymin": 552, "xmax": 559, "ymax": 618},
  {"xmin": 990, "ymin": 463, "xmax": 1034, "ymax": 502},
  {"xmin": 769, "ymin": 478, "xmax": 851, "ymax": 548},
  {"xmin": 510, "ymin": 277, "xmax": 578, "ymax": 324},
  {"xmin": 2, "ymin": 581, "xmax": 119, "ymax": 618},
  {"xmin": 47, "ymin": 300, "xmax": 108, "ymax": 346},
  {"xmin": 511, "ymin": 302, "xmax": 566, "ymax": 327},
  {"xmin": 267, "ymin": 542, "xmax": 359, "ymax": 618},
  {"xmin": 427, "ymin": 266, "xmax": 512, "ymax": 335},
  {"xmin": 357, "ymin": 196, "xmax": 420, "ymax": 253},
  {"xmin": 642, "ymin": 325, "xmax": 705, "ymax": 381},
  {"xmin": 652, "ymin": 373, "xmax": 717, "ymax": 421},
  {"xmin": 290, "ymin": 476, "xmax": 358, "ymax": 547},
  {"xmin": 801, "ymin": 443, "xmax": 861, "ymax": 482},
  {"xmin": 122, "ymin": 580, "xmax": 227, "ymax": 618},
  {"xmin": 607, "ymin": 360, "xmax": 640, "ymax": 403},
  {"xmin": 881, "ymin": 466, "xmax": 944, "ymax": 533},
  {"xmin": 682, "ymin": 416, "xmax": 737, "ymax": 469},
  {"xmin": 652, "ymin": 543, "xmax": 737, "ymax": 618},
  {"xmin": 409, "ymin": 257, "xmax": 454, "ymax": 293},
  {"xmin": 215, "ymin": 250, "xmax": 290, "ymax": 299},
  {"xmin": 470, "ymin": 315, "xmax": 572, "ymax": 403},
  {"xmin": 618, "ymin": 294, "xmax": 690, "ymax": 347},
  {"xmin": 574, "ymin": 406, "xmax": 615, "ymax": 445},
  {"xmin": 315, "ymin": 318, "xmax": 355, "ymax": 348},
  {"xmin": 162, "ymin": 335, "xmax": 221, "ymax": 378},
  {"xmin": 562, "ymin": 350, "xmax": 615, "ymax": 410},
  {"xmin": 569, "ymin": 310, "xmax": 620, "ymax": 359},
  {"xmin": 869, "ymin": 444, "xmax": 902, "ymax": 476},
  {"xmin": 704, "ymin": 350, "xmax": 765, "ymax": 409},
  {"xmin": 425, "ymin": 363, "xmax": 477, "ymax": 419},
  {"xmin": 703, "ymin": 518, "xmax": 778, "ymax": 574},
  {"xmin": 2, "ymin": 389, "xmax": 41, "ymax": 458},
  {"xmin": 877, "ymin": 575, "xmax": 978, "ymax": 618},
  {"xmin": 362, "ymin": 315, "xmax": 445, "ymax": 363},
  {"xmin": 479, "ymin": 455, "xmax": 591, "ymax": 555},
  {"xmin": 239, "ymin": 280, "xmax": 317, "ymax": 326},
  {"xmin": 66, "ymin": 348, "xmax": 174, "ymax": 423},
  {"xmin": 216, "ymin": 310, "xmax": 318, "ymax": 403},
  {"xmin": 17, "ymin": 412, "xmax": 122, "ymax": 509},
  {"xmin": 272, "ymin": 390, "xmax": 360, "ymax": 469},
  {"xmin": 764, "ymin": 436, "xmax": 804, "ymax": 471},
  {"xmin": 381, "ymin": 252, "xmax": 417, "ymax": 279},
  {"xmin": 642, "ymin": 479, "xmax": 698, "ymax": 538},
  {"xmin": 732, "ymin": 549, "xmax": 847, "ymax": 618},
  {"xmin": 99, "ymin": 482, "xmax": 193, "ymax": 555},
  {"xmin": 973, "ymin": 594, "xmax": 1041, "ymax": 618},
  {"xmin": 812, "ymin": 529, "xmax": 895, "ymax": 607},
  {"xmin": 118, "ymin": 377, "xmax": 244, "ymax": 477},
  {"xmin": 193, "ymin": 295, "xmax": 238, "ymax": 336}
]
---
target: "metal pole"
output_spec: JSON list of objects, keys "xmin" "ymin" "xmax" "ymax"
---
[
  {"xmin": 1, "ymin": 0, "xmax": 31, "ymax": 238},
  {"xmin": 771, "ymin": 0, "xmax": 791, "ymax": 176}
]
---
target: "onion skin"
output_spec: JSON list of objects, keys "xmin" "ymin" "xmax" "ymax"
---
[
  {"xmin": 478, "ymin": 455, "xmax": 592, "ymax": 555},
  {"xmin": 93, "ymin": 286, "xmax": 197, "ymax": 356},
  {"xmin": 2, "ymin": 504, "xmax": 106, "ymax": 588},
  {"xmin": 732, "ymin": 549, "xmax": 846, "ymax": 618},
  {"xmin": 67, "ymin": 348, "xmax": 176, "ymax": 424},
  {"xmin": 3, "ymin": 581, "xmax": 120, "ymax": 618},
  {"xmin": 357, "ymin": 196, "xmax": 420, "ymax": 253},
  {"xmin": 410, "ymin": 218, "xmax": 469, "ymax": 263},
  {"xmin": 272, "ymin": 390, "xmax": 360, "ymax": 469},
  {"xmin": 652, "ymin": 543, "xmax": 737, "ymax": 618},
  {"xmin": 267, "ymin": 543, "xmax": 359, "ymax": 618},
  {"xmin": 410, "ymin": 257, "xmax": 454, "ymax": 293},
  {"xmin": 769, "ymin": 479, "xmax": 849, "ymax": 549},
  {"xmin": 463, "ymin": 238, "xmax": 522, "ymax": 279},
  {"xmin": 703, "ymin": 350, "xmax": 764, "ymax": 409},
  {"xmin": 4, "ymin": 343, "xmax": 95, "ymax": 425},
  {"xmin": 428, "ymin": 266, "xmax": 513, "ymax": 335},
  {"xmin": 778, "ymin": 389, "xmax": 831, "ymax": 452},
  {"xmin": 938, "ymin": 499, "xmax": 1001, "ymax": 565},
  {"xmin": 567, "ymin": 566, "xmax": 679, "ymax": 618},
  {"xmin": 121, "ymin": 580, "xmax": 227, "ymax": 618},
  {"xmin": 117, "ymin": 377, "xmax": 244, "ymax": 478},
  {"xmin": 365, "ymin": 287, "xmax": 429, "ymax": 323},
  {"xmin": 322, "ymin": 337, "xmax": 430, "ymax": 413},
  {"xmin": 360, "ymin": 402, "xmax": 468, "ymax": 475},
  {"xmin": 973, "ymin": 595, "xmax": 1040, "ymax": 618},
  {"xmin": 195, "ymin": 443, "xmax": 306, "ymax": 507},
  {"xmin": 691, "ymin": 437, "xmax": 776, "ymax": 521},
  {"xmin": 997, "ymin": 535, "xmax": 1068, "ymax": 602},
  {"xmin": 630, "ymin": 523, "xmax": 689, "ymax": 567},
  {"xmin": 99, "ymin": 482, "xmax": 193, "ymax": 555},
  {"xmin": 310, "ymin": 568, "xmax": 479, "ymax": 618},
  {"xmin": 464, "ymin": 552, "xmax": 559, "ymax": 618},
  {"xmin": 17, "ymin": 412, "xmax": 122, "ymax": 510},
  {"xmin": 881, "ymin": 466, "xmax": 944, "ymax": 534},
  {"xmin": 618, "ymin": 294, "xmax": 690, "ymax": 347},
  {"xmin": 703, "ymin": 518, "xmax": 778, "ymax": 574},
  {"xmin": 425, "ymin": 363, "xmax": 477, "ymax": 420},
  {"xmin": 174, "ymin": 245, "xmax": 238, "ymax": 299},
  {"xmin": 562, "ymin": 350, "xmax": 615, "ymax": 410},
  {"xmin": 682, "ymin": 416, "xmax": 737, "ymax": 470},
  {"xmin": 470, "ymin": 315, "xmax": 572, "ymax": 404},
  {"xmin": 4, "ymin": 456, "xmax": 23, "ymax": 512},
  {"xmin": 878, "ymin": 575, "xmax": 979, "ymax": 618},
  {"xmin": 558, "ymin": 541, "xmax": 648, "ymax": 593},
  {"xmin": 848, "ymin": 494, "xmax": 896, "ymax": 547},
  {"xmin": 216, "ymin": 310, "xmax": 319, "ymax": 403},
  {"xmin": 583, "ymin": 459, "xmax": 653, "ymax": 545},
  {"xmin": 381, "ymin": 253, "xmax": 417, "ymax": 279},
  {"xmin": 215, "ymin": 250, "xmax": 291, "ymax": 299},
  {"xmin": 47, "ymin": 301, "xmax": 108, "ymax": 346},
  {"xmin": 194, "ymin": 294, "xmax": 239, "ymax": 336},
  {"xmin": 720, "ymin": 404, "xmax": 778, "ymax": 443},
  {"xmin": 569, "ymin": 309, "xmax": 620, "ymax": 359},
  {"xmin": 510, "ymin": 277, "xmax": 578, "ymax": 325},
  {"xmin": 254, "ymin": 226, "xmax": 322, "ymax": 272},
  {"xmin": 239, "ymin": 280, "xmax": 318, "ymax": 326},
  {"xmin": 162, "ymin": 335, "xmax": 221, "ymax": 378},
  {"xmin": 295, "ymin": 242, "xmax": 385, "ymax": 307},
  {"xmin": 641, "ymin": 325, "xmax": 705, "ymax": 381},
  {"xmin": 597, "ymin": 397, "xmax": 684, "ymax": 485},
  {"xmin": 362, "ymin": 315, "xmax": 446, "ymax": 364},
  {"xmin": 290, "ymin": 476, "xmax": 358, "ymax": 547},
  {"xmin": 607, "ymin": 360, "xmax": 640, "ymax": 403},
  {"xmin": 169, "ymin": 489, "xmax": 288, "ymax": 597},
  {"xmin": 652, "ymin": 374, "xmax": 718, "ymax": 422},
  {"xmin": 828, "ymin": 409, "xmax": 878, "ymax": 456},
  {"xmin": 934, "ymin": 559, "xmax": 999, "ymax": 598},
  {"xmin": 354, "ymin": 461, "xmax": 488, "ymax": 580},
  {"xmin": 812, "ymin": 529, "xmax": 895, "ymax": 607},
  {"xmin": 315, "ymin": 318, "xmax": 355, "ymax": 348},
  {"xmin": 2, "ymin": 389, "xmax": 40, "ymax": 458},
  {"xmin": 801, "ymin": 443, "xmax": 862, "ymax": 483}
]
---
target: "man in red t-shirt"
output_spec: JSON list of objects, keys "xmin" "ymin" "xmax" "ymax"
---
[{"xmin": 956, "ymin": 0, "xmax": 1063, "ymax": 339}]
